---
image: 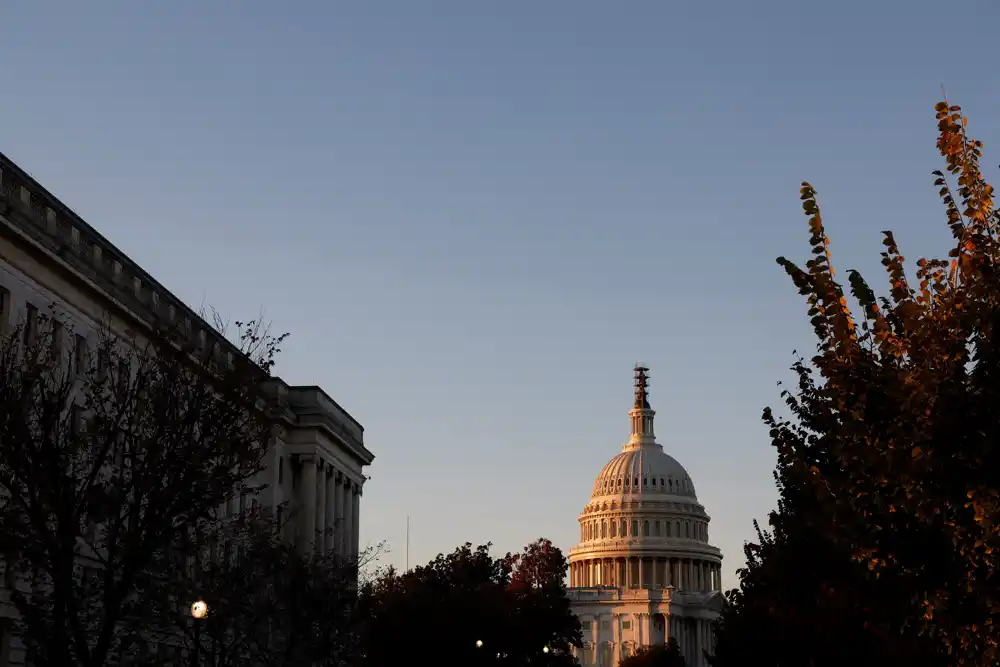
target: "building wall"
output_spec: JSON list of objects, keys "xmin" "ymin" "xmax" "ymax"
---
[{"xmin": 0, "ymin": 153, "xmax": 374, "ymax": 665}]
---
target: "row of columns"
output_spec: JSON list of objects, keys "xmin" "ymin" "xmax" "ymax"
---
[
  {"xmin": 670, "ymin": 616, "xmax": 714, "ymax": 667},
  {"xmin": 569, "ymin": 556, "xmax": 721, "ymax": 592},
  {"xmin": 297, "ymin": 454, "xmax": 362, "ymax": 559},
  {"xmin": 576, "ymin": 614, "xmax": 715, "ymax": 667}
]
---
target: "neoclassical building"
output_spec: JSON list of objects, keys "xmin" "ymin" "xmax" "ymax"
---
[
  {"xmin": 567, "ymin": 367, "xmax": 723, "ymax": 667},
  {"xmin": 0, "ymin": 151, "xmax": 374, "ymax": 664}
]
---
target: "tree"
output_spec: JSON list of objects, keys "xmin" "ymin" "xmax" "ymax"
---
[
  {"xmin": 0, "ymin": 310, "xmax": 283, "ymax": 667},
  {"xmin": 139, "ymin": 509, "xmax": 371, "ymax": 667},
  {"xmin": 358, "ymin": 538, "xmax": 581, "ymax": 667},
  {"xmin": 620, "ymin": 638, "xmax": 686, "ymax": 667},
  {"xmin": 712, "ymin": 100, "xmax": 1000, "ymax": 665},
  {"xmin": 502, "ymin": 539, "xmax": 581, "ymax": 666}
]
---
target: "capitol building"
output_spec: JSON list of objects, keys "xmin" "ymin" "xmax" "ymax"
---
[{"xmin": 567, "ymin": 367, "xmax": 723, "ymax": 667}]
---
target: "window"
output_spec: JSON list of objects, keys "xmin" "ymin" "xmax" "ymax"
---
[
  {"xmin": 685, "ymin": 522, "xmax": 690, "ymax": 538},
  {"xmin": 0, "ymin": 286, "xmax": 9, "ymax": 330},
  {"xmin": 24, "ymin": 302, "xmax": 37, "ymax": 346},
  {"xmin": 655, "ymin": 520, "xmax": 661, "ymax": 536},
  {"xmin": 610, "ymin": 522, "xmax": 617, "ymax": 538},
  {"xmin": 73, "ymin": 334, "xmax": 87, "ymax": 375},
  {"xmin": 666, "ymin": 522, "xmax": 672, "ymax": 537},
  {"xmin": 621, "ymin": 620, "xmax": 631, "ymax": 630},
  {"xmin": 50, "ymin": 319, "xmax": 64, "ymax": 360},
  {"xmin": 70, "ymin": 405, "xmax": 84, "ymax": 437},
  {"xmin": 601, "ymin": 620, "xmax": 610, "ymax": 630},
  {"xmin": 96, "ymin": 347, "xmax": 108, "ymax": 380},
  {"xmin": 631, "ymin": 520, "xmax": 638, "ymax": 536},
  {"xmin": 642, "ymin": 521, "xmax": 649, "ymax": 537}
]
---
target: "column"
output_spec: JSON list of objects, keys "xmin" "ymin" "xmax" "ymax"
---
[
  {"xmin": 352, "ymin": 484, "xmax": 361, "ymax": 558},
  {"xmin": 325, "ymin": 471, "xmax": 337, "ymax": 554},
  {"xmin": 342, "ymin": 481, "xmax": 354, "ymax": 558},
  {"xmin": 316, "ymin": 461, "xmax": 326, "ymax": 555},
  {"xmin": 695, "ymin": 619, "xmax": 703, "ymax": 667},
  {"xmin": 591, "ymin": 619, "xmax": 599, "ymax": 665},
  {"xmin": 299, "ymin": 455, "xmax": 317, "ymax": 554},
  {"xmin": 612, "ymin": 614, "xmax": 621, "ymax": 666},
  {"xmin": 336, "ymin": 477, "xmax": 347, "ymax": 556},
  {"xmin": 638, "ymin": 558, "xmax": 645, "ymax": 589}
]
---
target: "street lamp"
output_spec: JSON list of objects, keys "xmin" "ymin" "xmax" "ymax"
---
[
  {"xmin": 543, "ymin": 646, "xmax": 550, "ymax": 653},
  {"xmin": 476, "ymin": 640, "xmax": 483, "ymax": 649},
  {"xmin": 190, "ymin": 600, "xmax": 208, "ymax": 667}
]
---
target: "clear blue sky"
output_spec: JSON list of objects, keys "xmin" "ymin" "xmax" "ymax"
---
[{"xmin": 2, "ymin": 1, "xmax": 999, "ymax": 587}]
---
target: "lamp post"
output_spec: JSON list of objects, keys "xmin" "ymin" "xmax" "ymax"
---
[{"xmin": 190, "ymin": 600, "xmax": 208, "ymax": 667}]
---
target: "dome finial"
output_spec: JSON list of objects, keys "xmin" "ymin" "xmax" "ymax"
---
[{"xmin": 633, "ymin": 364, "xmax": 650, "ymax": 409}]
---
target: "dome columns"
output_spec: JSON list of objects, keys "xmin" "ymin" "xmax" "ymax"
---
[{"xmin": 569, "ymin": 555, "xmax": 722, "ymax": 592}]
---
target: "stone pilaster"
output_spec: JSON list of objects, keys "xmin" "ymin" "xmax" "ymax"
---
[
  {"xmin": 352, "ymin": 484, "xmax": 361, "ymax": 558},
  {"xmin": 316, "ymin": 460, "xmax": 326, "ymax": 555},
  {"xmin": 326, "ymin": 471, "xmax": 337, "ymax": 554},
  {"xmin": 299, "ymin": 455, "xmax": 317, "ymax": 554}
]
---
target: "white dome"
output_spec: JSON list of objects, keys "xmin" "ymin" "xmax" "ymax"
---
[{"xmin": 591, "ymin": 443, "xmax": 697, "ymax": 500}]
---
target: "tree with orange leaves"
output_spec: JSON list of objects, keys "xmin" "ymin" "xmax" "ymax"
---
[{"xmin": 710, "ymin": 101, "xmax": 1000, "ymax": 666}]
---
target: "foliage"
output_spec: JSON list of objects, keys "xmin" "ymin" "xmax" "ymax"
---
[
  {"xmin": 0, "ymin": 311, "xmax": 283, "ymax": 667},
  {"xmin": 135, "ymin": 509, "xmax": 372, "ymax": 667},
  {"xmin": 711, "ymin": 101, "xmax": 1000, "ymax": 666},
  {"xmin": 358, "ymin": 538, "xmax": 582, "ymax": 667},
  {"xmin": 620, "ymin": 638, "xmax": 686, "ymax": 667}
]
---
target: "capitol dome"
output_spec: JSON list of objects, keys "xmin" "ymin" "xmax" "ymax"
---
[
  {"xmin": 569, "ymin": 366, "xmax": 721, "ymax": 570},
  {"xmin": 566, "ymin": 366, "xmax": 724, "ymax": 667}
]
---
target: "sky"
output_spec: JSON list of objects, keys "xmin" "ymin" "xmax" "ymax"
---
[{"xmin": 2, "ymin": 0, "xmax": 999, "ymax": 588}]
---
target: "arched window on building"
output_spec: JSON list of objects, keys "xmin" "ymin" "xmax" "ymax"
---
[
  {"xmin": 631, "ymin": 520, "xmax": 639, "ymax": 536},
  {"xmin": 666, "ymin": 521, "xmax": 671, "ymax": 537},
  {"xmin": 601, "ymin": 521, "xmax": 607, "ymax": 538},
  {"xmin": 685, "ymin": 522, "xmax": 690, "ymax": 538},
  {"xmin": 642, "ymin": 520, "xmax": 650, "ymax": 537},
  {"xmin": 654, "ymin": 520, "xmax": 661, "ymax": 536}
]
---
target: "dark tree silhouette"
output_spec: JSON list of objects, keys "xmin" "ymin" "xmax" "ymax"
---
[
  {"xmin": 712, "ymin": 101, "xmax": 1000, "ymax": 666},
  {"xmin": 138, "ymin": 510, "xmax": 373, "ymax": 667},
  {"xmin": 0, "ymin": 310, "xmax": 283, "ymax": 667},
  {"xmin": 620, "ymin": 638, "xmax": 686, "ymax": 667},
  {"xmin": 359, "ymin": 538, "xmax": 581, "ymax": 667}
]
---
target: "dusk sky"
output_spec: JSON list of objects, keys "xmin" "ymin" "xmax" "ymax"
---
[{"xmin": 2, "ymin": 1, "xmax": 998, "ymax": 586}]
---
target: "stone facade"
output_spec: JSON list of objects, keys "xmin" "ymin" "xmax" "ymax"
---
[
  {"xmin": 567, "ymin": 367, "xmax": 723, "ymax": 667},
  {"xmin": 0, "ymin": 151, "xmax": 375, "ymax": 665}
]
